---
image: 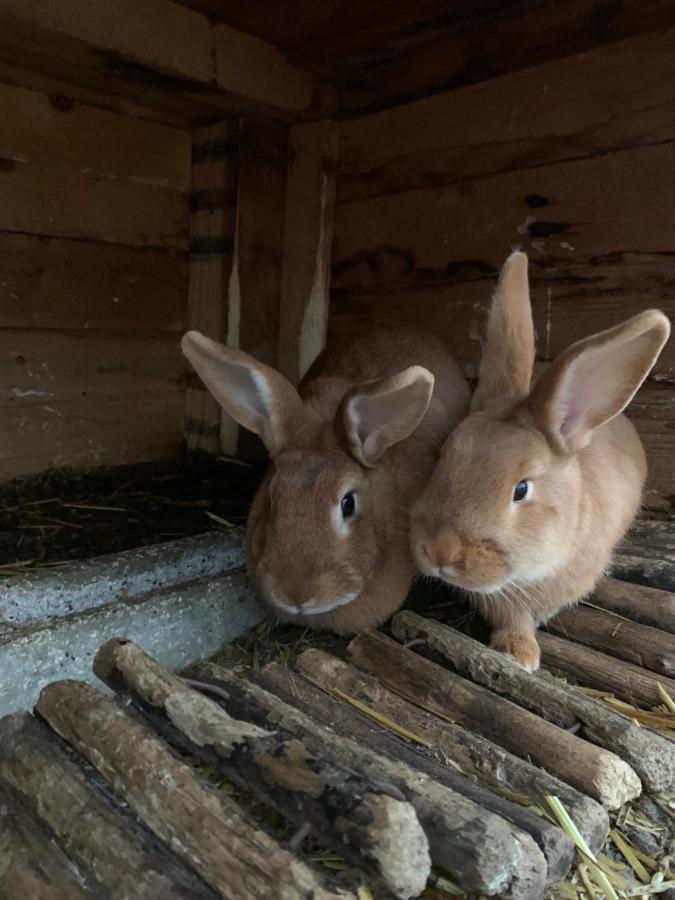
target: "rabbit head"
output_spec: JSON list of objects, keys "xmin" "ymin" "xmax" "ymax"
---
[{"xmin": 182, "ymin": 331, "xmax": 436, "ymax": 630}]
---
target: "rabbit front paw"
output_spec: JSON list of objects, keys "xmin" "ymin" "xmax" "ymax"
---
[{"xmin": 490, "ymin": 628, "xmax": 541, "ymax": 672}]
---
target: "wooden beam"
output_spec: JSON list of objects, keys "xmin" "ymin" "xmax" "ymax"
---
[
  {"xmin": 228, "ymin": 119, "xmax": 289, "ymax": 459},
  {"xmin": 279, "ymin": 120, "xmax": 337, "ymax": 386},
  {"xmin": 289, "ymin": 648, "xmax": 608, "ymax": 855},
  {"xmin": 346, "ymin": 630, "xmax": 640, "ymax": 808},
  {"xmin": 591, "ymin": 577, "xmax": 675, "ymax": 633},
  {"xmin": 0, "ymin": 0, "xmax": 323, "ymax": 118},
  {"xmin": 538, "ymin": 633, "xmax": 675, "ymax": 711},
  {"xmin": 94, "ymin": 638, "xmax": 430, "ymax": 899},
  {"xmin": 547, "ymin": 605, "xmax": 675, "ymax": 677},
  {"xmin": 0, "ymin": 782, "xmax": 94, "ymax": 899},
  {"xmin": 294, "ymin": 648, "xmax": 576, "ymax": 886},
  {"xmin": 391, "ymin": 612, "xmax": 675, "ymax": 794},
  {"xmin": 0, "ymin": 712, "xmax": 219, "ymax": 900},
  {"xmin": 35, "ymin": 680, "xmax": 350, "ymax": 900},
  {"xmin": 184, "ymin": 119, "xmax": 238, "ymax": 458},
  {"xmin": 190, "ymin": 661, "xmax": 549, "ymax": 900}
]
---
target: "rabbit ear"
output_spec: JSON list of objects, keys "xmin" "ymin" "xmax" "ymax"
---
[
  {"xmin": 181, "ymin": 331, "xmax": 304, "ymax": 455},
  {"xmin": 529, "ymin": 310, "xmax": 670, "ymax": 452},
  {"xmin": 473, "ymin": 251, "xmax": 535, "ymax": 412},
  {"xmin": 339, "ymin": 366, "xmax": 434, "ymax": 467}
]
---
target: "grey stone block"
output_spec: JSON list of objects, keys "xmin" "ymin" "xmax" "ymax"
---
[
  {"xmin": 0, "ymin": 570, "xmax": 267, "ymax": 717},
  {"xmin": 0, "ymin": 530, "xmax": 244, "ymax": 625}
]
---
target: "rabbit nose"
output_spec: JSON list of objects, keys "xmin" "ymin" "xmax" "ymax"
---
[{"xmin": 425, "ymin": 529, "xmax": 463, "ymax": 569}]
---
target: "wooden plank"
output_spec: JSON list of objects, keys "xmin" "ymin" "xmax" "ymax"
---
[
  {"xmin": 590, "ymin": 577, "xmax": 675, "ymax": 633},
  {"xmin": 339, "ymin": 6, "xmax": 675, "ymax": 115},
  {"xmin": 0, "ymin": 0, "xmax": 320, "ymax": 116},
  {"xmin": 294, "ymin": 648, "xmax": 576, "ymax": 885},
  {"xmin": 190, "ymin": 661, "xmax": 549, "ymax": 900},
  {"xmin": 538, "ymin": 633, "xmax": 675, "ymax": 711},
  {"xmin": 391, "ymin": 612, "xmax": 675, "ymax": 793},
  {"xmin": 337, "ymin": 28, "xmax": 675, "ymax": 200},
  {"xmin": 0, "ymin": 233, "xmax": 186, "ymax": 332},
  {"xmin": 0, "ymin": 56, "xmax": 200, "ymax": 130},
  {"xmin": 547, "ymin": 605, "xmax": 675, "ymax": 677},
  {"xmin": 291, "ymin": 647, "xmax": 608, "ymax": 854},
  {"xmin": 278, "ymin": 120, "xmax": 337, "ymax": 386},
  {"xmin": 36, "ymin": 680, "xmax": 350, "ymax": 900},
  {"xmin": 0, "ymin": 160, "xmax": 188, "ymax": 249},
  {"xmin": 94, "ymin": 638, "xmax": 430, "ymax": 899},
  {"xmin": 0, "ymin": 712, "xmax": 219, "ymax": 900},
  {"xmin": 0, "ymin": 782, "xmax": 94, "ymax": 899},
  {"xmin": 213, "ymin": 23, "xmax": 315, "ymax": 112},
  {"xmin": 345, "ymin": 631, "xmax": 641, "ymax": 808},
  {"xmin": 185, "ymin": 119, "xmax": 238, "ymax": 458},
  {"xmin": 0, "ymin": 330, "xmax": 184, "ymax": 480},
  {"xmin": 231, "ymin": 119, "xmax": 288, "ymax": 459},
  {"xmin": 333, "ymin": 30, "xmax": 675, "ymax": 378},
  {"xmin": 0, "ymin": 81, "xmax": 190, "ymax": 189}
]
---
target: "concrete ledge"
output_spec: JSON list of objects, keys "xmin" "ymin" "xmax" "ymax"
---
[
  {"xmin": 0, "ymin": 569, "xmax": 267, "ymax": 717},
  {"xmin": 0, "ymin": 531, "xmax": 245, "ymax": 625}
]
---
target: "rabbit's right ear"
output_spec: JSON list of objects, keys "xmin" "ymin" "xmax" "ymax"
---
[
  {"xmin": 181, "ymin": 331, "xmax": 304, "ymax": 455},
  {"xmin": 472, "ymin": 251, "xmax": 535, "ymax": 412}
]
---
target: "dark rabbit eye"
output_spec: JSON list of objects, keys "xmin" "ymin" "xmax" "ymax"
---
[
  {"xmin": 513, "ymin": 480, "xmax": 531, "ymax": 503},
  {"xmin": 341, "ymin": 492, "xmax": 356, "ymax": 519}
]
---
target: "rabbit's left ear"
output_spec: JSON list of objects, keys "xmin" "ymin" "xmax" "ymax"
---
[
  {"xmin": 338, "ymin": 367, "xmax": 434, "ymax": 467},
  {"xmin": 529, "ymin": 310, "xmax": 670, "ymax": 452}
]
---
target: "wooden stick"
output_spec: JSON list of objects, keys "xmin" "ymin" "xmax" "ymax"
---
[
  {"xmin": 294, "ymin": 648, "xmax": 577, "ymax": 885},
  {"xmin": 590, "ymin": 577, "xmax": 675, "ymax": 633},
  {"xmin": 392, "ymin": 612, "xmax": 675, "ymax": 794},
  {"xmin": 35, "ymin": 680, "xmax": 351, "ymax": 900},
  {"xmin": 293, "ymin": 647, "xmax": 608, "ymax": 855},
  {"xmin": 94, "ymin": 638, "xmax": 429, "ymax": 900},
  {"xmin": 610, "ymin": 547, "xmax": 675, "ymax": 591},
  {"xmin": 0, "ymin": 712, "xmax": 219, "ymax": 900},
  {"xmin": 539, "ymin": 632, "xmax": 675, "ymax": 710},
  {"xmin": 189, "ymin": 661, "xmax": 548, "ymax": 900},
  {"xmin": 345, "ymin": 628, "xmax": 639, "ymax": 808},
  {"xmin": 0, "ymin": 782, "xmax": 94, "ymax": 899},
  {"xmin": 547, "ymin": 604, "xmax": 675, "ymax": 676}
]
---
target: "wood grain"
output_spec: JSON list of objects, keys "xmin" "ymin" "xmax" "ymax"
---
[
  {"xmin": 35, "ymin": 680, "xmax": 349, "ymax": 900},
  {"xmin": 0, "ymin": 233, "xmax": 186, "ymax": 332},
  {"xmin": 0, "ymin": 81, "xmax": 190, "ymax": 189},
  {"xmin": 279, "ymin": 120, "xmax": 337, "ymax": 386},
  {"xmin": 347, "ymin": 630, "xmax": 641, "ymax": 808},
  {"xmin": 0, "ymin": 330, "xmax": 184, "ymax": 479},
  {"xmin": 0, "ymin": 159, "xmax": 188, "ymax": 249},
  {"xmin": 185, "ymin": 119, "xmax": 238, "ymax": 457},
  {"xmin": 192, "ymin": 661, "xmax": 549, "ymax": 900},
  {"xmin": 0, "ymin": 712, "xmax": 219, "ymax": 900},
  {"xmin": 232, "ymin": 119, "xmax": 288, "ymax": 460}
]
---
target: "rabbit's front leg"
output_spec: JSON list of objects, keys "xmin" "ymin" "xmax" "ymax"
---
[{"xmin": 484, "ymin": 602, "xmax": 541, "ymax": 672}]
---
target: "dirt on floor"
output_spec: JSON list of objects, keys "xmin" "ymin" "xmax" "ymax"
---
[{"xmin": 0, "ymin": 456, "xmax": 265, "ymax": 568}]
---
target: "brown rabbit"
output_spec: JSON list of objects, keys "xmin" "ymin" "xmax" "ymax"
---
[
  {"xmin": 411, "ymin": 251, "xmax": 670, "ymax": 670},
  {"xmin": 182, "ymin": 328, "xmax": 470, "ymax": 634}
]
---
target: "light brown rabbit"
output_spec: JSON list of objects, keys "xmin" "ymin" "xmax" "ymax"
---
[
  {"xmin": 182, "ymin": 328, "xmax": 470, "ymax": 634},
  {"xmin": 411, "ymin": 251, "xmax": 670, "ymax": 670}
]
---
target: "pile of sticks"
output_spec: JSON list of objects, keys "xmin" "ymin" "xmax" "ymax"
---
[{"xmin": 0, "ymin": 525, "xmax": 673, "ymax": 900}]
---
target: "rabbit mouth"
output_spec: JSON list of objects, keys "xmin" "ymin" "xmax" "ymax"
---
[{"xmin": 261, "ymin": 577, "xmax": 360, "ymax": 617}]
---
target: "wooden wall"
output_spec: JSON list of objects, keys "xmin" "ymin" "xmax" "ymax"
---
[
  {"xmin": 0, "ymin": 83, "xmax": 191, "ymax": 480},
  {"xmin": 330, "ymin": 29, "xmax": 675, "ymax": 510}
]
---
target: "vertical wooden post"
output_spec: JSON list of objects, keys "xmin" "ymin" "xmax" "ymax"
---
[
  {"xmin": 184, "ymin": 118, "xmax": 239, "ymax": 459},
  {"xmin": 225, "ymin": 119, "xmax": 289, "ymax": 459},
  {"xmin": 278, "ymin": 120, "xmax": 337, "ymax": 386}
]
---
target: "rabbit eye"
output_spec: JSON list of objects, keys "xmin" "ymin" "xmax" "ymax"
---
[
  {"xmin": 513, "ymin": 480, "xmax": 531, "ymax": 503},
  {"xmin": 341, "ymin": 492, "xmax": 356, "ymax": 519}
]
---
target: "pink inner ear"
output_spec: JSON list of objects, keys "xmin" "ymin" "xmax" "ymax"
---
[{"xmin": 555, "ymin": 340, "xmax": 630, "ymax": 438}]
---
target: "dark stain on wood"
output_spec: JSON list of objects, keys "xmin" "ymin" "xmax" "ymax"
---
[
  {"xmin": 0, "ymin": 158, "xmax": 16, "ymax": 172},
  {"xmin": 525, "ymin": 194, "xmax": 549, "ymax": 209},
  {"xmin": 47, "ymin": 93, "xmax": 74, "ymax": 113},
  {"xmin": 528, "ymin": 221, "xmax": 569, "ymax": 238}
]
